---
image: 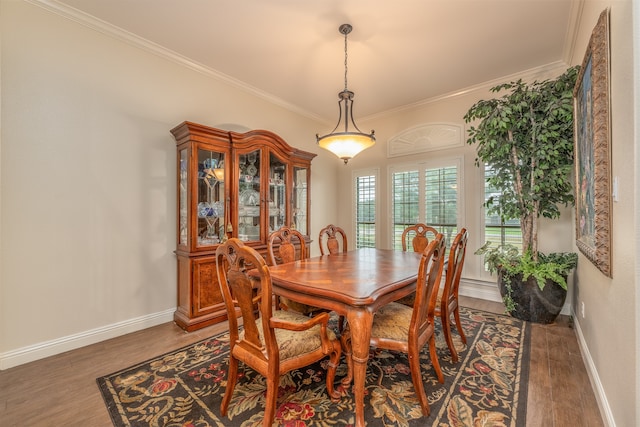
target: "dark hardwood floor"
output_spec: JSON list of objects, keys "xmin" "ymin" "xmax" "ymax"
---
[
  {"xmin": 459, "ymin": 297, "xmax": 604, "ymax": 427},
  {"xmin": 0, "ymin": 296, "xmax": 603, "ymax": 426}
]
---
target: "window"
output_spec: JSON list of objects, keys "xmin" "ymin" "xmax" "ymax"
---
[
  {"xmin": 484, "ymin": 165, "xmax": 522, "ymax": 250},
  {"xmin": 354, "ymin": 169, "xmax": 378, "ymax": 248},
  {"xmin": 391, "ymin": 170, "xmax": 420, "ymax": 249},
  {"xmin": 425, "ymin": 166, "xmax": 459, "ymax": 245},
  {"xmin": 391, "ymin": 160, "xmax": 461, "ymax": 250}
]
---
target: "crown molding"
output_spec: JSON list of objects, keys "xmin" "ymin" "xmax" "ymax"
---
[
  {"xmin": 563, "ymin": 0, "xmax": 585, "ymax": 65},
  {"xmin": 26, "ymin": 0, "xmax": 323, "ymax": 123},
  {"xmin": 26, "ymin": 0, "xmax": 579, "ymax": 127},
  {"xmin": 363, "ymin": 60, "xmax": 571, "ymax": 122}
]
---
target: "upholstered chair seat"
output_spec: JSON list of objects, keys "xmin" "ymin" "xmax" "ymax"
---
[
  {"xmin": 368, "ymin": 302, "xmax": 417, "ymax": 341},
  {"xmin": 248, "ymin": 309, "xmax": 339, "ymax": 362}
]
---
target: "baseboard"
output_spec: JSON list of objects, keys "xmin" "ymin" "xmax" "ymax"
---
[
  {"xmin": 459, "ymin": 278, "xmax": 503, "ymax": 302},
  {"xmin": 459, "ymin": 278, "xmax": 572, "ymax": 315},
  {"xmin": 572, "ymin": 309, "xmax": 615, "ymax": 427},
  {"xmin": 0, "ymin": 308, "xmax": 175, "ymax": 370}
]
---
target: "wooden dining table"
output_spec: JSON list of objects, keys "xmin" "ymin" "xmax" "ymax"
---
[{"xmin": 263, "ymin": 247, "xmax": 423, "ymax": 427}]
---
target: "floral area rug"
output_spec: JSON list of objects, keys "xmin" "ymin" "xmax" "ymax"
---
[{"xmin": 97, "ymin": 307, "xmax": 530, "ymax": 426}]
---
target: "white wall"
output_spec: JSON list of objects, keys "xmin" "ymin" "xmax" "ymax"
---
[
  {"xmin": 569, "ymin": 2, "xmax": 637, "ymax": 427},
  {"xmin": 0, "ymin": 1, "xmax": 338, "ymax": 368},
  {"xmin": 635, "ymin": 2, "xmax": 640, "ymax": 424}
]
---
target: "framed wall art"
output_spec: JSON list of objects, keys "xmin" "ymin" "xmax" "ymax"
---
[{"xmin": 573, "ymin": 8, "xmax": 612, "ymax": 277}]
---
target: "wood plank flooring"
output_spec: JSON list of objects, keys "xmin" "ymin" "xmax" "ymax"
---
[
  {"xmin": 0, "ymin": 296, "xmax": 604, "ymax": 426},
  {"xmin": 462, "ymin": 297, "xmax": 604, "ymax": 427}
]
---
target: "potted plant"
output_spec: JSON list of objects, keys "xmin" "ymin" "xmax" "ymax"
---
[{"xmin": 464, "ymin": 66, "xmax": 579, "ymax": 324}]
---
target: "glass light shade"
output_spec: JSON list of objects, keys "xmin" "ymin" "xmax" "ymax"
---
[
  {"xmin": 317, "ymin": 132, "xmax": 375, "ymax": 163},
  {"xmin": 317, "ymin": 90, "xmax": 375, "ymax": 164}
]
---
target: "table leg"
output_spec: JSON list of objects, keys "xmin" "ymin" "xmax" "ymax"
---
[{"xmin": 346, "ymin": 309, "xmax": 374, "ymax": 427}]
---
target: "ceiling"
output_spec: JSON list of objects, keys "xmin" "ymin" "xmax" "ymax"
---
[{"xmin": 50, "ymin": 0, "xmax": 579, "ymax": 124}]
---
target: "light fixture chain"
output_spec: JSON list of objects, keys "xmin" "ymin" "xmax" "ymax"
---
[{"xmin": 343, "ymin": 28, "xmax": 348, "ymax": 91}]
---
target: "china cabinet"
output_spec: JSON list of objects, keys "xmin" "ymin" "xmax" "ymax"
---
[{"xmin": 171, "ymin": 121, "xmax": 315, "ymax": 331}]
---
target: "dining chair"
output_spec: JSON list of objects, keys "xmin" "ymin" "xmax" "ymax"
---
[
  {"xmin": 318, "ymin": 224, "xmax": 348, "ymax": 332},
  {"xmin": 267, "ymin": 226, "xmax": 321, "ymax": 315},
  {"xmin": 401, "ymin": 223, "xmax": 439, "ymax": 253},
  {"xmin": 396, "ymin": 223, "xmax": 439, "ymax": 307},
  {"xmin": 215, "ymin": 238, "xmax": 342, "ymax": 427},
  {"xmin": 435, "ymin": 228, "xmax": 469, "ymax": 362},
  {"xmin": 342, "ymin": 233, "xmax": 447, "ymax": 417},
  {"xmin": 318, "ymin": 224, "xmax": 348, "ymax": 255}
]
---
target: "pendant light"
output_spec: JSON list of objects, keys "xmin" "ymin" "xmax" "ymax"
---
[{"xmin": 316, "ymin": 24, "xmax": 375, "ymax": 164}]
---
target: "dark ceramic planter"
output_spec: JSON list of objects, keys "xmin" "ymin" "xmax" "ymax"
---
[{"xmin": 497, "ymin": 270, "xmax": 567, "ymax": 324}]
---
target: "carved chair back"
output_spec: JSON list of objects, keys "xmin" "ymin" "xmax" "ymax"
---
[
  {"xmin": 267, "ymin": 226, "xmax": 307, "ymax": 266},
  {"xmin": 216, "ymin": 238, "xmax": 275, "ymax": 362},
  {"xmin": 401, "ymin": 223, "xmax": 439, "ymax": 253},
  {"xmin": 408, "ymin": 233, "xmax": 446, "ymax": 351},
  {"xmin": 266, "ymin": 227, "xmax": 316, "ymax": 314},
  {"xmin": 436, "ymin": 228, "xmax": 469, "ymax": 362},
  {"xmin": 215, "ymin": 238, "xmax": 342, "ymax": 426},
  {"xmin": 318, "ymin": 224, "xmax": 348, "ymax": 255}
]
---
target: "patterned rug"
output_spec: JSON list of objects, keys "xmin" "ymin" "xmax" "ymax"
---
[{"xmin": 97, "ymin": 307, "xmax": 530, "ymax": 426}]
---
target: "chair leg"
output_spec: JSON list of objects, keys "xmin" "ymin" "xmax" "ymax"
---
[
  {"xmin": 263, "ymin": 377, "xmax": 279, "ymax": 427},
  {"xmin": 429, "ymin": 336, "xmax": 444, "ymax": 383},
  {"xmin": 453, "ymin": 305, "xmax": 466, "ymax": 344},
  {"xmin": 338, "ymin": 315, "xmax": 346, "ymax": 333},
  {"xmin": 326, "ymin": 343, "xmax": 342, "ymax": 402},
  {"xmin": 408, "ymin": 347, "xmax": 430, "ymax": 416},
  {"xmin": 441, "ymin": 309, "xmax": 459, "ymax": 363},
  {"xmin": 221, "ymin": 356, "xmax": 238, "ymax": 416},
  {"xmin": 340, "ymin": 331, "xmax": 353, "ymax": 387}
]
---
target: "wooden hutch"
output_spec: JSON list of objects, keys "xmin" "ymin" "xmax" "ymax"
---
[{"xmin": 171, "ymin": 121, "xmax": 316, "ymax": 331}]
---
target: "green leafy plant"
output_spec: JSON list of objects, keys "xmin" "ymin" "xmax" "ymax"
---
[
  {"xmin": 501, "ymin": 281, "xmax": 517, "ymax": 313},
  {"xmin": 475, "ymin": 242, "xmax": 578, "ymax": 291},
  {"xmin": 464, "ymin": 66, "xmax": 580, "ymax": 306},
  {"xmin": 464, "ymin": 66, "xmax": 579, "ymax": 261}
]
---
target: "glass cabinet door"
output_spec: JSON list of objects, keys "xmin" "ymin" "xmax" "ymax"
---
[
  {"xmin": 179, "ymin": 148, "xmax": 188, "ymax": 247},
  {"xmin": 196, "ymin": 148, "xmax": 226, "ymax": 247},
  {"xmin": 238, "ymin": 149, "xmax": 261, "ymax": 241},
  {"xmin": 293, "ymin": 166, "xmax": 309, "ymax": 235},
  {"xmin": 268, "ymin": 154, "xmax": 287, "ymax": 233}
]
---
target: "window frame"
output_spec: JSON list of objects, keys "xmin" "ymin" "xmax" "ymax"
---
[{"xmin": 352, "ymin": 168, "xmax": 379, "ymax": 249}]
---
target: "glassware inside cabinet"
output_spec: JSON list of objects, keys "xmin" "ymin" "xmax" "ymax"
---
[
  {"xmin": 238, "ymin": 149, "xmax": 261, "ymax": 241},
  {"xmin": 196, "ymin": 149, "xmax": 226, "ymax": 247},
  {"xmin": 268, "ymin": 156, "xmax": 286, "ymax": 233},
  {"xmin": 179, "ymin": 149, "xmax": 188, "ymax": 246},
  {"xmin": 293, "ymin": 166, "xmax": 308, "ymax": 235}
]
